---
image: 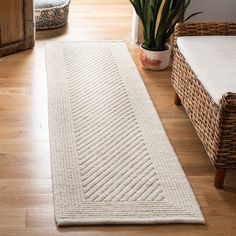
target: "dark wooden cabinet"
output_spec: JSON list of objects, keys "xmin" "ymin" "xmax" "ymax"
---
[{"xmin": 0, "ymin": 0, "xmax": 34, "ymax": 57}]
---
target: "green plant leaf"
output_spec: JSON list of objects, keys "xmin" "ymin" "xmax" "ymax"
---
[
  {"xmin": 184, "ymin": 11, "xmax": 203, "ymax": 22},
  {"xmin": 130, "ymin": 0, "xmax": 201, "ymax": 51}
]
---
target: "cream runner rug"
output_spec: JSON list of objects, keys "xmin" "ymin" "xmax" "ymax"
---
[{"xmin": 46, "ymin": 41, "xmax": 204, "ymax": 226}]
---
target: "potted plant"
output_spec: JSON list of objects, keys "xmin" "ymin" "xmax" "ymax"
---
[{"xmin": 130, "ymin": 0, "xmax": 201, "ymax": 70}]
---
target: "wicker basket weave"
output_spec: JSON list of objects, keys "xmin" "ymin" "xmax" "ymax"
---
[{"xmin": 171, "ymin": 22, "xmax": 236, "ymax": 187}]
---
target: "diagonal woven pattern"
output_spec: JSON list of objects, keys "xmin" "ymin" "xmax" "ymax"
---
[{"xmin": 46, "ymin": 41, "xmax": 205, "ymax": 226}]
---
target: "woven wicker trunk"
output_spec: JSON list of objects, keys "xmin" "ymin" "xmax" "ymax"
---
[{"xmin": 171, "ymin": 22, "xmax": 236, "ymax": 188}]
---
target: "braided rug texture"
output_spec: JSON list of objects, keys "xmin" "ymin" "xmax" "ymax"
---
[{"xmin": 46, "ymin": 42, "xmax": 205, "ymax": 226}]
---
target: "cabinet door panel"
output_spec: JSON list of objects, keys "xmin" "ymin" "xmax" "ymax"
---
[{"xmin": 0, "ymin": 0, "xmax": 34, "ymax": 57}]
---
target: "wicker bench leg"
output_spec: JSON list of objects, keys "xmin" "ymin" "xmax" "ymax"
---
[
  {"xmin": 214, "ymin": 169, "xmax": 226, "ymax": 188},
  {"xmin": 174, "ymin": 91, "xmax": 181, "ymax": 105}
]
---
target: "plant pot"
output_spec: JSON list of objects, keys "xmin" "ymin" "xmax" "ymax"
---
[{"xmin": 140, "ymin": 44, "xmax": 171, "ymax": 70}]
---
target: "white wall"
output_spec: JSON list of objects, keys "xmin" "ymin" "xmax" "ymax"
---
[{"xmin": 186, "ymin": 0, "xmax": 236, "ymax": 22}]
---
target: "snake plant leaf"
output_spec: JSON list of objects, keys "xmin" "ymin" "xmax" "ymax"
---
[
  {"xmin": 154, "ymin": 0, "xmax": 166, "ymax": 37},
  {"xmin": 166, "ymin": 1, "xmax": 201, "ymax": 39},
  {"xmin": 184, "ymin": 11, "xmax": 203, "ymax": 22},
  {"xmin": 130, "ymin": 0, "xmax": 201, "ymax": 51}
]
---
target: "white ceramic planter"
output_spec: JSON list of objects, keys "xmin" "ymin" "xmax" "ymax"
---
[{"xmin": 140, "ymin": 44, "xmax": 171, "ymax": 70}]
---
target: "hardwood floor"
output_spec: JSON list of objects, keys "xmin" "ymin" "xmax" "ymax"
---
[{"xmin": 0, "ymin": 0, "xmax": 235, "ymax": 235}]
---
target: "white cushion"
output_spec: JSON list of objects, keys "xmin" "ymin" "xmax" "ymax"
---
[{"xmin": 177, "ymin": 36, "xmax": 236, "ymax": 104}]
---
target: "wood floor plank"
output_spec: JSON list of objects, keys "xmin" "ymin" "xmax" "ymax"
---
[
  {"xmin": 0, "ymin": 209, "xmax": 26, "ymax": 227},
  {"xmin": 26, "ymin": 208, "xmax": 55, "ymax": 227}
]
